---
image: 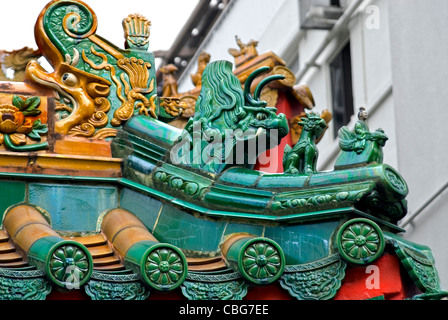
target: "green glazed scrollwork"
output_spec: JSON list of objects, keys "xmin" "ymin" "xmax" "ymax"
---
[
  {"xmin": 0, "ymin": 268, "xmax": 51, "ymax": 300},
  {"xmin": 181, "ymin": 280, "xmax": 248, "ymax": 300},
  {"xmin": 272, "ymin": 186, "xmax": 372, "ymax": 211},
  {"xmin": 42, "ymin": 0, "xmax": 97, "ymax": 58},
  {"xmin": 85, "ymin": 279, "xmax": 150, "ymax": 300},
  {"xmin": 153, "ymin": 169, "xmax": 203, "ymax": 198},
  {"xmin": 336, "ymin": 218, "xmax": 385, "ymax": 265},
  {"xmin": 0, "ymin": 277, "xmax": 52, "ymax": 300},
  {"xmin": 280, "ymin": 254, "xmax": 346, "ymax": 300}
]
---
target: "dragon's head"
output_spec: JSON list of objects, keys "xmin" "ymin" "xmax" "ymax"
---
[
  {"xmin": 370, "ymin": 128, "xmax": 388, "ymax": 147},
  {"xmin": 26, "ymin": 59, "xmax": 111, "ymax": 135},
  {"xmin": 298, "ymin": 112, "xmax": 328, "ymax": 139},
  {"xmin": 179, "ymin": 60, "xmax": 289, "ymax": 173},
  {"xmin": 236, "ymin": 64, "xmax": 290, "ymax": 146}
]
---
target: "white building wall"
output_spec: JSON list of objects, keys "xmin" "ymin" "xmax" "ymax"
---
[
  {"xmin": 299, "ymin": 0, "xmax": 397, "ymax": 171},
  {"xmin": 178, "ymin": 0, "xmax": 299, "ymax": 92},
  {"xmin": 387, "ymin": 0, "xmax": 448, "ymax": 289}
]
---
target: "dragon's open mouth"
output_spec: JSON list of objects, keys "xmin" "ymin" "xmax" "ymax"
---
[
  {"xmin": 233, "ymin": 127, "xmax": 265, "ymax": 142},
  {"xmin": 249, "ymin": 115, "xmax": 289, "ymax": 140}
]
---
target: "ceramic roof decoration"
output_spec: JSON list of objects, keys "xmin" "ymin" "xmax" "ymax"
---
[{"xmin": 0, "ymin": 0, "xmax": 445, "ymax": 301}]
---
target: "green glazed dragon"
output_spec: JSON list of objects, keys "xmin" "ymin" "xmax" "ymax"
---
[{"xmin": 171, "ymin": 60, "xmax": 289, "ymax": 174}]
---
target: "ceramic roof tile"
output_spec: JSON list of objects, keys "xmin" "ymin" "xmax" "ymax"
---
[
  {"xmin": 0, "ymin": 229, "xmax": 28, "ymax": 268},
  {"xmin": 65, "ymin": 234, "xmax": 125, "ymax": 272}
]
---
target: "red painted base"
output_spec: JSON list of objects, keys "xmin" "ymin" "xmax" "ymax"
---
[
  {"xmin": 255, "ymin": 91, "xmax": 303, "ymax": 173},
  {"xmin": 334, "ymin": 253, "xmax": 419, "ymax": 300}
]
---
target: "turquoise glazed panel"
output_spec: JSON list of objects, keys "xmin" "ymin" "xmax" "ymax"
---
[
  {"xmin": 29, "ymin": 183, "xmax": 117, "ymax": 231},
  {"xmin": 264, "ymin": 220, "xmax": 340, "ymax": 265},
  {"xmin": 0, "ymin": 180, "xmax": 26, "ymax": 223},
  {"xmin": 223, "ymin": 222, "xmax": 264, "ymax": 238},
  {"xmin": 153, "ymin": 204, "xmax": 226, "ymax": 252},
  {"xmin": 120, "ymin": 188, "xmax": 163, "ymax": 231}
]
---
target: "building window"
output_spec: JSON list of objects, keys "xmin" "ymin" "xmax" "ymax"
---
[{"xmin": 330, "ymin": 42, "xmax": 354, "ymax": 137}]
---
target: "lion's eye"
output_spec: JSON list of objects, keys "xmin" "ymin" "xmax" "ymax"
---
[
  {"xmin": 61, "ymin": 73, "xmax": 78, "ymax": 87},
  {"xmin": 256, "ymin": 113, "xmax": 267, "ymax": 121}
]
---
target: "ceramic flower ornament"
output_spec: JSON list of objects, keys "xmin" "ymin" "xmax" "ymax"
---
[{"xmin": 0, "ymin": 95, "xmax": 48, "ymax": 150}]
